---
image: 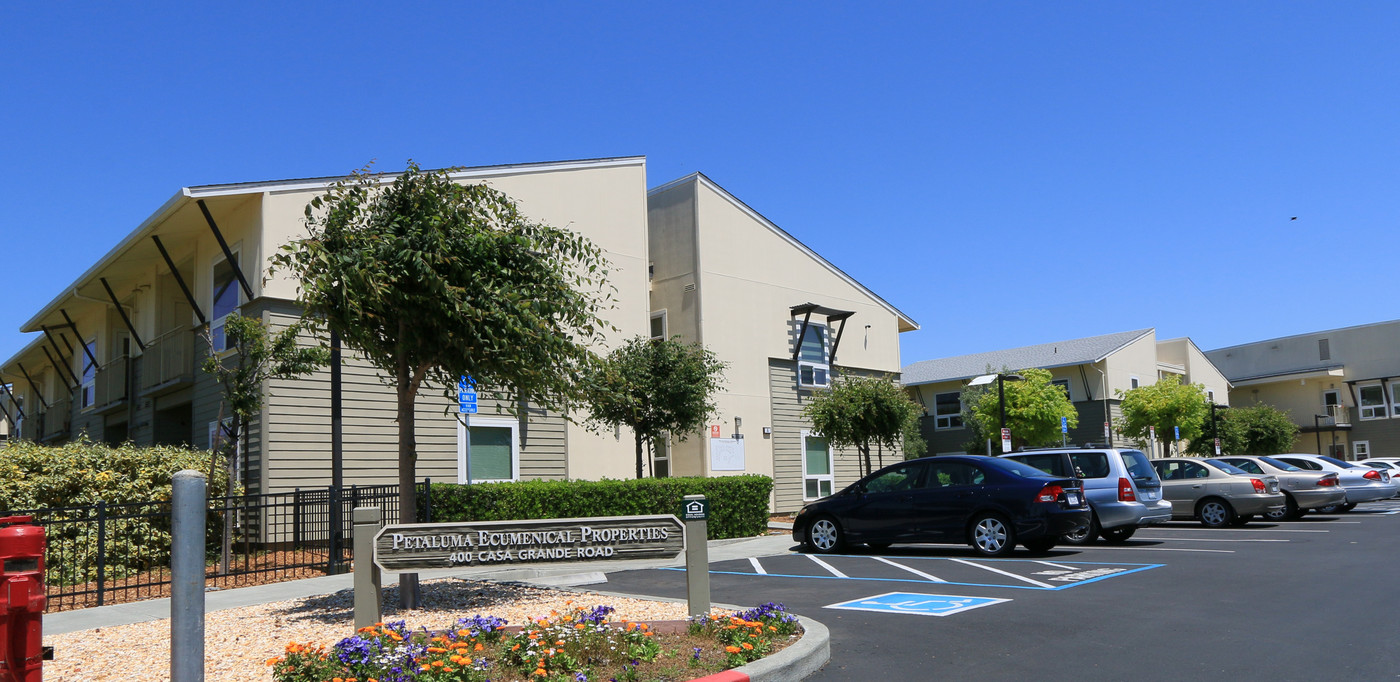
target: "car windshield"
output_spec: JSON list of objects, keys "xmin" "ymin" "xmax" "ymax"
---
[
  {"xmin": 1259, "ymin": 456, "xmax": 1303, "ymax": 472},
  {"xmin": 997, "ymin": 459, "xmax": 1056, "ymax": 479},
  {"xmin": 1204, "ymin": 460, "xmax": 1248, "ymax": 475},
  {"xmin": 1119, "ymin": 450, "xmax": 1158, "ymax": 484},
  {"xmin": 1317, "ymin": 455, "xmax": 1357, "ymax": 468}
]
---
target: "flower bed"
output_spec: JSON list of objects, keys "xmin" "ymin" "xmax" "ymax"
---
[{"xmin": 267, "ymin": 602, "xmax": 801, "ymax": 682}]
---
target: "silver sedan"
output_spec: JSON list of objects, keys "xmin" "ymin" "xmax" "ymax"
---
[
  {"xmin": 1151, "ymin": 458, "xmax": 1286, "ymax": 528},
  {"xmin": 1212, "ymin": 456, "xmax": 1346, "ymax": 520}
]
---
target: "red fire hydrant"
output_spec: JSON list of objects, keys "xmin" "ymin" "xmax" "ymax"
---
[{"xmin": 0, "ymin": 516, "xmax": 45, "ymax": 682}]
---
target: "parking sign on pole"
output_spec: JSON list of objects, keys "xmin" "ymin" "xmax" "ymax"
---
[{"xmin": 1001, "ymin": 428, "xmax": 1012, "ymax": 453}]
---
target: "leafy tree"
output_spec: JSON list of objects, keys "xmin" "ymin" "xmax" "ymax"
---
[
  {"xmin": 271, "ymin": 162, "xmax": 613, "ymax": 605},
  {"xmin": 202, "ymin": 314, "xmax": 329, "ymax": 490},
  {"xmin": 804, "ymin": 375, "xmax": 923, "ymax": 477},
  {"xmin": 1186, "ymin": 404, "xmax": 1299, "ymax": 457},
  {"xmin": 1117, "ymin": 376, "xmax": 1209, "ymax": 453},
  {"xmin": 901, "ymin": 416, "xmax": 928, "ymax": 460},
  {"xmin": 965, "ymin": 367, "xmax": 1078, "ymax": 450},
  {"xmin": 583, "ymin": 336, "xmax": 727, "ymax": 478}
]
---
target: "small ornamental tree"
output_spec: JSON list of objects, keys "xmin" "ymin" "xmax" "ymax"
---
[
  {"xmin": 272, "ymin": 162, "xmax": 614, "ymax": 606},
  {"xmin": 966, "ymin": 367, "xmax": 1078, "ymax": 449},
  {"xmin": 1117, "ymin": 376, "xmax": 1209, "ymax": 453},
  {"xmin": 583, "ymin": 336, "xmax": 728, "ymax": 478},
  {"xmin": 804, "ymin": 375, "xmax": 923, "ymax": 477},
  {"xmin": 1186, "ymin": 404, "xmax": 1299, "ymax": 457}
]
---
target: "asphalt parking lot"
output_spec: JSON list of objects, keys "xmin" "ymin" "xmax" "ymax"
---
[{"xmin": 601, "ymin": 500, "xmax": 1400, "ymax": 681}]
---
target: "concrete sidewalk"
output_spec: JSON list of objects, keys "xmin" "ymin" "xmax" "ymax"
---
[{"xmin": 45, "ymin": 533, "xmax": 799, "ymax": 635}]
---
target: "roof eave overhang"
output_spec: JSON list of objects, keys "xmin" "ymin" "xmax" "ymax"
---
[
  {"xmin": 1230, "ymin": 367, "xmax": 1346, "ymax": 387},
  {"xmin": 903, "ymin": 359, "xmax": 1097, "ymax": 387}
]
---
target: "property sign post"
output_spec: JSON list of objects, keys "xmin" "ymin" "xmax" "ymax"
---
[
  {"xmin": 682, "ymin": 495, "xmax": 710, "ymax": 617},
  {"xmin": 353, "ymin": 507, "xmax": 383, "ymax": 630},
  {"xmin": 459, "ymin": 377, "xmax": 477, "ymax": 484}
]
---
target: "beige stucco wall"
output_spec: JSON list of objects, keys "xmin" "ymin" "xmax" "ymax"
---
[{"xmin": 1103, "ymin": 331, "xmax": 1159, "ymax": 396}]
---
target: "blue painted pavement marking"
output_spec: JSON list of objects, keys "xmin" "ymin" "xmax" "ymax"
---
[
  {"xmin": 662, "ymin": 556, "xmax": 1162, "ymax": 591},
  {"xmin": 826, "ymin": 592, "xmax": 1010, "ymax": 617}
]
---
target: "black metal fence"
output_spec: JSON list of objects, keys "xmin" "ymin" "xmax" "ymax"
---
[{"xmin": 6, "ymin": 481, "xmax": 431, "ymax": 612}]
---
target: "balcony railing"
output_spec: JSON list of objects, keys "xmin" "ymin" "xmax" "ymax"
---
[
  {"xmin": 41, "ymin": 396, "xmax": 72, "ymax": 440},
  {"xmin": 1325, "ymin": 403, "xmax": 1352, "ymax": 427},
  {"xmin": 93, "ymin": 356, "xmax": 129, "ymax": 411},
  {"xmin": 140, "ymin": 329, "xmax": 197, "ymax": 394}
]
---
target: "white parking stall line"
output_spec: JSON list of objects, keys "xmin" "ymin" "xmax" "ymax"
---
[
  {"xmin": 749, "ymin": 558, "xmax": 768, "ymax": 575},
  {"xmin": 1133, "ymin": 537, "xmax": 1289, "ymax": 543},
  {"xmin": 1147, "ymin": 528, "xmax": 1327, "ymax": 533},
  {"xmin": 1035, "ymin": 560, "xmax": 1078, "ymax": 570},
  {"xmin": 872, "ymin": 556, "xmax": 946, "ymax": 582},
  {"xmin": 806, "ymin": 554, "xmax": 849, "ymax": 578},
  {"xmin": 949, "ymin": 558, "xmax": 1055, "ymax": 588},
  {"xmin": 1082, "ymin": 546, "xmax": 1235, "ymax": 553}
]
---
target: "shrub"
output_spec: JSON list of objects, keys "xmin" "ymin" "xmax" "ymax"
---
[{"xmin": 426, "ymin": 475, "xmax": 773, "ymax": 539}]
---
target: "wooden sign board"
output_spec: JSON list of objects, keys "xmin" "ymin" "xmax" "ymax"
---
[{"xmin": 372, "ymin": 515, "xmax": 685, "ymax": 573}]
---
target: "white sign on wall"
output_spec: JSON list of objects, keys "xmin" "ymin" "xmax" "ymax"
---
[{"xmin": 710, "ymin": 437, "xmax": 745, "ymax": 471}]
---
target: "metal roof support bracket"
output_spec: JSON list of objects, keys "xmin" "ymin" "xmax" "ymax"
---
[
  {"xmin": 16, "ymin": 363, "xmax": 48, "ymax": 410},
  {"xmin": 59, "ymin": 310, "xmax": 100, "ymax": 367},
  {"xmin": 0, "ymin": 379, "xmax": 25, "ymax": 420},
  {"xmin": 41, "ymin": 331, "xmax": 81, "ymax": 389},
  {"xmin": 826, "ymin": 311, "xmax": 855, "ymax": 366},
  {"xmin": 100, "ymin": 277, "xmax": 146, "ymax": 352},
  {"xmin": 197, "ymin": 199, "xmax": 255, "ymax": 301},
  {"xmin": 151, "ymin": 235, "xmax": 209, "ymax": 327}
]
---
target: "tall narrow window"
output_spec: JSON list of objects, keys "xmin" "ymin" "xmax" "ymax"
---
[
  {"xmin": 1319, "ymin": 338, "xmax": 1330, "ymax": 361},
  {"xmin": 934, "ymin": 391, "xmax": 963, "ymax": 430},
  {"xmin": 1390, "ymin": 384, "xmax": 1400, "ymax": 418},
  {"xmin": 650, "ymin": 311, "xmax": 667, "ymax": 341},
  {"xmin": 652, "ymin": 437, "xmax": 671, "ymax": 478},
  {"xmin": 1354, "ymin": 441, "xmax": 1371, "ymax": 460},
  {"xmin": 802, "ymin": 430, "xmax": 834, "ymax": 499},
  {"xmin": 1358, "ymin": 384, "xmax": 1387, "ymax": 420},
  {"xmin": 457, "ymin": 416, "xmax": 519, "ymax": 483},
  {"xmin": 210, "ymin": 253, "xmax": 240, "ymax": 352},
  {"xmin": 79, "ymin": 339, "xmax": 96, "ymax": 408},
  {"xmin": 797, "ymin": 324, "xmax": 830, "ymax": 388},
  {"xmin": 1129, "ymin": 376, "xmax": 1141, "ymax": 390}
]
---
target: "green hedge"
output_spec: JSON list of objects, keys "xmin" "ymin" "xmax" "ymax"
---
[{"xmin": 426, "ymin": 475, "xmax": 773, "ymax": 540}]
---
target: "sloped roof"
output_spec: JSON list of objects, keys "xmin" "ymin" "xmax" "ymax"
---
[{"xmin": 901, "ymin": 329, "xmax": 1154, "ymax": 386}]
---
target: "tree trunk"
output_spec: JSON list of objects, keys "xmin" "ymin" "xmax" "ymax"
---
[
  {"xmin": 635, "ymin": 432, "xmax": 645, "ymax": 479},
  {"xmin": 859, "ymin": 443, "xmax": 872, "ymax": 477},
  {"xmin": 396, "ymin": 356, "xmax": 421, "ymax": 609}
]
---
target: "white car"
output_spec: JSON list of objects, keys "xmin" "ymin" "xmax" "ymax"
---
[
  {"xmin": 1271, "ymin": 454, "xmax": 1398, "ymax": 512},
  {"xmin": 1356, "ymin": 459, "xmax": 1400, "ymax": 497}
]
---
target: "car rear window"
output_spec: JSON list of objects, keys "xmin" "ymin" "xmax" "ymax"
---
[
  {"xmin": 996, "ymin": 459, "xmax": 1057, "ymax": 479},
  {"xmin": 1224, "ymin": 459, "xmax": 1264, "ymax": 475},
  {"xmin": 1204, "ymin": 460, "xmax": 1248, "ymax": 475},
  {"xmin": 1317, "ymin": 455, "xmax": 1358, "ymax": 468},
  {"xmin": 1009, "ymin": 454, "xmax": 1070, "ymax": 477},
  {"xmin": 1259, "ymin": 457, "xmax": 1302, "ymax": 472},
  {"xmin": 1069, "ymin": 452, "xmax": 1111, "ymax": 478},
  {"xmin": 1118, "ymin": 450, "xmax": 1158, "ymax": 484}
]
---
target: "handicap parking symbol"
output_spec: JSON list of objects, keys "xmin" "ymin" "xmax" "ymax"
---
[{"xmin": 826, "ymin": 592, "xmax": 1010, "ymax": 617}]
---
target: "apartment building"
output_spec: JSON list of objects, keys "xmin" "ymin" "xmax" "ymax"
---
[
  {"xmin": 1204, "ymin": 320, "xmax": 1400, "ymax": 460},
  {"xmin": 902, "ymin": 329, "xmax": 1230, "ymax": 456},
  {"xmin": 0, "ymin": 158, "xmax": 916, "ymax": 511}
]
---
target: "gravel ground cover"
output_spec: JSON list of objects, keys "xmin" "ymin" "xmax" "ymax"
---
[{"xmin": 45, "ymin": 578, "xmax": 729, "ymax": 681}]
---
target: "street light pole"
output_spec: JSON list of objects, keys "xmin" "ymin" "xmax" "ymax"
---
[{"xmin": 1314, "ymin": 415, "xmax": 1325, "ymax": 455}]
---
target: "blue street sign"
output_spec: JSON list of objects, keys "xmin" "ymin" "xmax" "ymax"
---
[
  {"xmin": 459, "ymin": 397, "xmax": 478, "ymax": 414},
  {"xmin": 826, "ymin": 592, "xmax": 1010, "ymax": 617},
  {"xmin": 1061, "ymin": 416, "xmax": 1068, "ymax": 434},
  {"xmin": 458, "ymin": 376, "xmax": 475, "ymax": 392},
  {"xmin": 1174, "ymin": 426, "xmax": 1180, "ymax": 440},
  {"xmin": 459, "ymin": 375, "xmax": 478, "ymax": 414}
]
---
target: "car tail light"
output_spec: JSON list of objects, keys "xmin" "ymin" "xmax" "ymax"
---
[
  {"xmin": 1363, "ymin": 469, "xmax": 1382, "ymax": 481},
  {"xmin": 1318, "ymin": 475, "xmax": 1339, "ymax": 487},
  {"xmin": 1036, "ymin": 484, "xmax": 1064, "ymax": 503},
  {"xmin": 1250, "ymin": 478, "xmax": 1267, "ymax": 494},
  {"xmin": 1117, "ymin": 477, "xmax": 1136, "ymax": 502}
]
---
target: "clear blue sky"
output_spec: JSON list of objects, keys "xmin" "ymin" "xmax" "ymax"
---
[{"xmin": 3, "ymin": 3, "xmax": 1397, "ymax": 367}]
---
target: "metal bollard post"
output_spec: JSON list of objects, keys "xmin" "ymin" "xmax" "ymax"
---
[
  {"xmin": 682, "ymin": 494, "xmax": 710, "ymax": 617},
  {"xmin": 352, "ymin": 506, "xmax": 383, "ymax": 630},
  {"xmin": 171, "ymin": 470, "xmax": 207, "ymax": 682}
]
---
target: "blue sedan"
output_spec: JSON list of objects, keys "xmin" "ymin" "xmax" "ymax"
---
[{"xmin": 792, "ymin": 455, "xmax": 1090, "ymax": 556}]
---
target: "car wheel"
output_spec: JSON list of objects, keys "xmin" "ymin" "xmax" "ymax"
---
[
  {"xmin": 1230, "ymin": 514, "xmax": 1254, "ymax": 527},
  {"xmin": 1341, "ymin": 503, "xmax": 1357, "ymax": 512},
  {"xmin": 969, "ymin": 513, "xmax": 1016, "ymax": 557},
  {"xmin": 1197, "ymin": 498, "xmax": 1236, "ymax": 528},
  {"xmin": 1022, "ymin": 537, "xmax": 1056, "ymax": 553},
  {"xmin": 805, "ymin": 516, "xmax": 845, "ymax": 554},
  {"xmin": 1266, "ymin": 494, "xmax": 1299, "ymax": 521},
  {"xmin": 1316, "ymin": 502, "xmax": 1344, "ymax": 514},
  {"xmin": 1062, "ymin": 514, "xmax": 1100, "ymax": 545},
  {"xmin": 865, "ymin": 542, "xmax": 891, "ymax": 551},
  {"xmin": 1100, "ymin": 525, "xmax": 1137, "ymax": 543}
]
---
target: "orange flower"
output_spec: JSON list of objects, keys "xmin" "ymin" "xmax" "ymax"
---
[
  {"xmin": 534, "ymin": 668, "xmax": 548, "ymax": 677},
  {"xmin": 512, "ymin": 644, "xmax": 521, "ymax": 651},
  {"xmin": 555, "ymin": 640, "xmax": 565, "ymax": 646},
  {"xmin": 643, "ymin": 632, "xmax": 654, "ymax": 637},
  {"xmin": 725, "ymin": 646, "xmax": 741, "ymax": 654},
  {"xmin": 742, "ymin": 642, "xmax": 754, "ymax": 650},
  {"xmin": 574, "ymin": 624, "xmax": 586, "ymax": 630},
  {"xmin": 474, "ymin": 643, "xmax": 484, "ymax": 651},
  {"xmin": 427, "ymin": 647, "xmax": 447, "ymax": 654}
]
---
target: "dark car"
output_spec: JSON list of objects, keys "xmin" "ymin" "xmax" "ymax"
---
[{"xmin": 791, "ymin": 455, "xmax": 1090, "ymax": 557}]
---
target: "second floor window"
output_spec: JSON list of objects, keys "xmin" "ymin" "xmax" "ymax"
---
[
  {"xmin": 211, "ymin": 253, "xmax": 240, "ymax": 352},
  {"xmin": 1358, "ymin": 384, "xmax": 1387, "ymax": 420},
  {"xmin": 797, "ymin": 323, "xmax": 830, "ymax": 388},
  {"xmin": 79, "ymin": 339, "xmax": 96, "ymax": 408},
  {"xmin": 934, "ymin": 391, "xmax": 962, "ymax": 430}
]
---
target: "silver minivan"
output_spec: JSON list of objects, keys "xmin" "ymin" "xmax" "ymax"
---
[{"xmin": 1001, "ymin": 447, "xmax": 1172, "ymax": 544}]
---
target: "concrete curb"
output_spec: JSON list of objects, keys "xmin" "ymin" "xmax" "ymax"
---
[{"xmin": 689, "ymin": 614, "xmax": 830, "ymax": 682}]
